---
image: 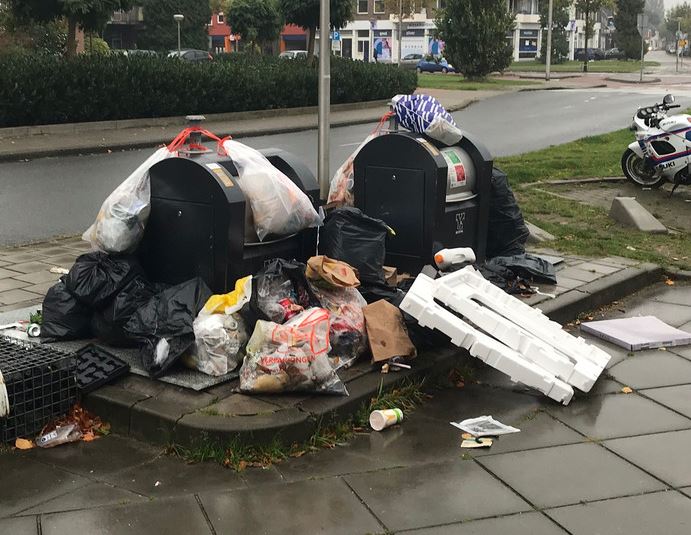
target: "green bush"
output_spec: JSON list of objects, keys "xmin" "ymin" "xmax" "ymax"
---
[{"xmin": 0, "ymin": 54, "xmax": 417, "ymax": 127}]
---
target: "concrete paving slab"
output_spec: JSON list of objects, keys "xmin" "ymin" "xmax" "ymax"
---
[
  {"xmin": 553, "ymin": 275, "xmax": 588, "ymax": 290},
  {"xmin": 13, "ymin": 270, "xmax": 60, "ymax": 285},
  {"xmin": 0, "ymin": 252, "xmax": 45, "ymax": 264},
  {"xmin": 239, "ymin": 465, "xmax": 286, "ymax": 487},
  {"xmin": 0, "ymin": 454, "xmax": 90, "ymax": 517},
  {"xmin": 545, "ymin": 491, "xmax": 691, "ymax": 535},
  {"xmin": 652, "ymin": 287, "xmax": 691, "ymax": 307},
  {"xmin": 408, "ymin": 512, "xmax": 567, "ymax": 535},
  {"xmin": 576, "ymin": 262, "xmax": 622, "ymax": 275},
  {"xmin": 477, "ymin": 442, "xmax": 665, "ymax": 509},
  {"xmin": 556, "ymin": 266, "xmax": 604, "ymax": 283},
  {"xmin": 0, "ymin": 516, "xmax": 38, "ymax": 534},
  {"xmin": 40, "ymin": 495, "xmax": 212, "ymax": 535},
  {"xmin": 2, "ymin": 261, "xmax": 52, "ymax": 274},
  {"xmin": 613, "ymin": 301, "xmax": 691, "ymax": 329},
  {"xmin": 608, "ymin": 353, "xmax": 691, "ymax": 389},
  {"xmin": 583, "ymin": 378, "xmax": 626, "ymax": 396},
  {"xmin": 0, "ymin": 278, "xmax": 29, "ymax": 292},
  {"xmin": 39, "ymin": 254, "xmax": 78, "ymax": 267},
  {"xmin": 345, "ymin": 461, "xmax": 531, "ymax": 531},
  {"xmin": 680, "ymin": 321, "xmax": 691, "ymax": 334},
  {"xmin": 96, "ymin": 455, "xmax": 246, "ymax": 498},
  {"xmin": 23, "ymin": 281, "xmax": 58, "ymax": 296},
  {"xmin": 592, "ymin": 256, "xmax": 643, "ymax": 268},
  {"xmin": 671, "ymin": 345, "xmax": 691, "ymax": 360},
  {"xmin": 546, "ymin": 393, "xmax": 691, "ymax": 440},
  {"xmin": 26, "ymin": 435, "xmax": 160, "ymax": 478},
  {"xmin": 0, "ymin": 288, "xmax": 42, "ymax": 305},
  {"xmin": 604, "ymin": 429, "xmax": 691, "ymax": 487},
  {"xmin": 0, "ymin": 267, "xmax": 22, "ymax": 279},
  {"xmin": 21, "ymin": 482, "xmax": 148, "ymax": 515},
  {"xmin": 201, "ymin": 478, "xmax": 382, "ymax": 535},
  {"xmin": 641, "ymin": 384, "xmax": 691, "ymax": 419}
]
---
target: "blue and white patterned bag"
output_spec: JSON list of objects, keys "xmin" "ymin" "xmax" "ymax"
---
[{"xmin": 392, "ymin": 94, "xmax": 463, "ymax": 146}]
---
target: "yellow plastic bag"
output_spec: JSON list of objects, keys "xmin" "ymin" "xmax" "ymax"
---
[{"xmin": 202, "ymin": 276, "xmax": 252, "ymax": 315}]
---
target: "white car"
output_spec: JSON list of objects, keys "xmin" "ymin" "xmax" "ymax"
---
[{"xmin": 279, "ymin": 50, "xmax": 308, "ymax": 59}]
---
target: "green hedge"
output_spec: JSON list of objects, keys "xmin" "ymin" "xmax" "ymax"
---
[{"xmin": 0, "ymin": 54, "xmax": 417, "ymax": 127}]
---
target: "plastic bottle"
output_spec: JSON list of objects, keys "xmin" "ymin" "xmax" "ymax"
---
[{"xmin": 434, "ymin": 248, "xmax": 476, "ymax": 270}]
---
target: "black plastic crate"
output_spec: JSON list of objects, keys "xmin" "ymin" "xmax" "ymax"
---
[
  {"xmin": 0, "ymin": 337, "xmax": 77, "ymax": 443},
  {"xmin": 76, "ymin": 344, "xmax": 130, "ymax": 394}
]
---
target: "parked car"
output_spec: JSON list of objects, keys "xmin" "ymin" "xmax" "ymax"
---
[
  {"xmin": 400, "ymin": 53, "xmax": 423, "ymax": 69},
  {"xmin": 604, "ymin": 47, "xmax": 626, "ymax": 60},
  {"xmin": 279, "ymin": 50, "xmax": 308, "ymax": 59},
  {"xmin": 574, "ymin": 48, "xmax": 605, "ymax": 61},
  {"xmin": 167, "ymin": 49, "xmax": 213, "ymax": 62},
  {"xmin": 416, "ymin": 57, "xmax": 456, "ymax": 73}
]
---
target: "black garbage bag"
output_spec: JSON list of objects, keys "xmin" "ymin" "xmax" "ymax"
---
[
  {"xmin": 41, "ymin": 280, "xmax": 92, "ymax": 340},
  {"xmin": 247, "ymin": 258, "xmax": 321, "ymax": 324},
  {"xmin": 485, "ymin": 254, "xmax": 557, "ymax": 285},
  {"xmin": 124, "ymin": 277, "xmax": 212, "ymax": 378},
  {"xmin": 486, "ymin": 167, "xmax": 530, "ymax": 259},
  {"xmin": 320, "ymin": 207, "xmax": 389, "ymax": 286},
  {"xmin": 91, "ymin": 275, "xmax": 157, "ymax": 346},
  {"xmin": 64, "ymin": 252, "xmax": 144, "ymax": 309},
  {"xmin": 475, "ymin": 263, "xmax": 535, "ymax": 295}
]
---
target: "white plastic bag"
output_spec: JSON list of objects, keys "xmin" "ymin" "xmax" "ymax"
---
[
  {"xmin": 221, "ymin": 140, "xmax": 322, "ymax": 240},
  {"xmin": 239, "ymin": 308, "xmax": 348, "ymax": 395},
  {"xmin": 82, "ymin": 147, "xmax": 172, "ymax": 253},
  {"xmin": 188, "ymin": 276, "xmax": 251, "ymax": 376},
  {"xmin": 327, "ymin": 133, "xmax": 378, "ymax": 206}
]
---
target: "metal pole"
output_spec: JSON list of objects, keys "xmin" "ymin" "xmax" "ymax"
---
[
  {"xmin": 177, "ymin": 22, "xmax": 181, "ymax": 55},
  {"xmin": 640, "ymin": 21, "xmax": 645, "ymax": 83},
  {"xmin": 677, "ymin": 20, "xmax": 680, "ymax": 73},
  {"xmin": 545, "ymin": 0, "xmax": 553, "ymax": 81},
  {"xmin": 397, "ymin": 0, "xmax": 403, "ymax": 66},
  {"xmin": 318, "ymin": 0, "xmax": 331, "ymax": 201}
]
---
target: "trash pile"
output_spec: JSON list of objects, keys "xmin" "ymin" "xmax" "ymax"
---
[{"xmin": 34, "ymin": 100, "xmax": 611, "ymax": 408}]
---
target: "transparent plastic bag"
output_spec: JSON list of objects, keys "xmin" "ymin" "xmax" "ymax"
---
[
  {"xmin": 221, "ymin": 140, "xmax": 322, "ymax": 240},
  {"xmin": 311, "ymin": 284, "xmax": 368, "ymax": 370},
  {"xmin": 239, "ymin": 308, "xmax": 348, "ymax": 395},
  {"xmin": 190, "ymin": 313, "xmax": 247, "ymax": 376},
  {"xmin": 188, "ymin": 277, "xmax": 251, "ymax": 376},
  {"xmin": 83, "ymin": 147, "xmax": 172, "ymax": 253}
]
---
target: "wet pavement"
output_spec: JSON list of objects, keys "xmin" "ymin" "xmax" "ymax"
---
[{"xmin": 1, "ymin": 282, "xmax": 691, "ymax": 534}]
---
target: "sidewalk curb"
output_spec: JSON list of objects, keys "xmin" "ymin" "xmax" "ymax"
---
[
  {"xmin": 0, "ymin": 99, "xmax": 478, "ymax": 162},
  {"xmin": 84, "ymin": 262, "xmax": 664, "ymax": 449}
]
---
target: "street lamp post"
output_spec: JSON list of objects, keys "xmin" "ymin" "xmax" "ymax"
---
[
  {"xmin": 174, "ymin": 13, "xmax": 184, "ymax": 55},
  {"xmin": 318, "ymin": 0, "xmax": 331, "ymax": 200},
  {"xmin": 677, "ymin": 19, "xmax": 681, "ymax": 73},
  {"xmin": 545, "ymin": 0, "xmax": 554, "ymax": 82}
]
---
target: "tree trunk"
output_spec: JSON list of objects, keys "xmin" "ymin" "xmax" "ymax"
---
[
  {"xmin": 307, "ymin": 25, "xmax": 316, "ymax": 59},
  {"xmin": 66, "ymin": 17, "xmax": 77, "ymax": 57}
]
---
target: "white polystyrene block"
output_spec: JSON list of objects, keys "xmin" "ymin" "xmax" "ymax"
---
[
  {"xmin": 400, "ymin": 278, "xmax": 575, "ymax": 404},
  {"xmin": 432, "ymin": 267, "xmax": 611, "ymax": 391}
]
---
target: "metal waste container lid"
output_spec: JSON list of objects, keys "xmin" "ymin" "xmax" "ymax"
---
[{"xmin": 440, "ymin": 146, "xmax": 477, "ymax": 203}]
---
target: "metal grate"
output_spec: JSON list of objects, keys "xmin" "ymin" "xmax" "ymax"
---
[{"xmin": 0, "ymin": 337, "xmax": 77, "ymax": 443}]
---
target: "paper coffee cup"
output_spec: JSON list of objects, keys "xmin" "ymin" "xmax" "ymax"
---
[{"xmin": 369, "ymin": 408, "xmax": 403, "ymax": 431}]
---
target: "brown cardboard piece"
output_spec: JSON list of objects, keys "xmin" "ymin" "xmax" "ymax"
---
[
  {"xmin": 306, "ymin": 255, "xmax": 360, "ymax": 288},
  {"xmin": 363, "ymin": 300, "xmax": 417, "ymax": 363}
]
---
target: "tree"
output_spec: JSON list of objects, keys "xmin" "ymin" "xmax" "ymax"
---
[
  {"xmin": 574, "ymin": 0, "xmax": 612, "ymax": 72},
  {"xmin": 435, "ymin": 0, "xmax": 514, "ymax": 80},
  {"xmin": 665, "ymin": 3, "xmax": 691, "ymax": 40},
  {"xmin": 614, "ymin": 0, "xmax": 644, "ymax": 59},
  {"xmin": 7, "ymin": 0, "xmax": 131, "ymax": 56},
  {"xmin": 539, "ymin": 0, "xmax": 570, "ymax": 64},
  {"xmin": 278, "ymin": 0, "xmax": 352, "ymax": 58},
  {"xmin": 644, "ymin": 0, "xmax": 664, "ymax": 30},
  {"xmin": 139, "ymin": 0, "xmax": 211, "ymax": 51},
  {"xmin": 228, "ymin": 0, "xmax": 282, "ymax": 53}
]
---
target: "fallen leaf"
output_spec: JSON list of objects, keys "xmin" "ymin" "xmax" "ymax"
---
[
  {"xmin": 15, "ymin": 438, "xmax": 34, "ymax": 450},
  {"xmin": 621, "ymin": 386, "xmax": 633, "ymax": 394},
  {"xmin": 665, "ymin": 279, "xmax": 675, "ymax": 286},
  {"xmin": 237, "ymin": 460, "xmax": 248, "ymax": 471},
  {"xmin": 82, "ymin": 431, "xmax": 96, "ymax": 442},
  {"xmin": 289, "ymin": 450, "xmax": 307, "ymax": 458}
]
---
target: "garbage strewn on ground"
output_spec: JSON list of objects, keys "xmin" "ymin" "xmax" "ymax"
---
[
  {"xmin": 370, "ymin": 408, "xmax": 404, "ymax": 431},
  {"xmin": 3, "ymin": 97, "xmax": 622, "ymax": 444},
  {"xmin": 581, "ymin": 316, "xmax": 691, "ymax": 351},
  {"xmin": 450, "ymin": 416, "xmax": 521, "ymax": 437}
]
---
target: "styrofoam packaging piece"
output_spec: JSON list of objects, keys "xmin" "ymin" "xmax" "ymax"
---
[
  {"xmin": 433, "ymin": 276, "xmax": 601, "ymax": 391},
  {"xmin": 433, "ymin": 267, "xmax": 611, "ymax": 387},
  {"xmin": 401, "ymin": 276, "xmax": 574, "ymax": 404}
]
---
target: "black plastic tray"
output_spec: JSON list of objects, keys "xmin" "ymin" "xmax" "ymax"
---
[{"xmin": 76, "ymin": 344, "xmax": 130, "ymax": 394}]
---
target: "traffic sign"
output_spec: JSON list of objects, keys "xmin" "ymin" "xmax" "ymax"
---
[
  {"xmin": 331, "ymin": 31, "xmax": 341, "ymax": 41},
  {"xmin": 637, "ymin": 13, "xmax": 648, "ymax": 36}
]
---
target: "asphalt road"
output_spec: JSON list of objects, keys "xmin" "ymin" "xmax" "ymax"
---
[{"xmin": 1, "ymin": 88, "xmax": 689, "ymax": 246}]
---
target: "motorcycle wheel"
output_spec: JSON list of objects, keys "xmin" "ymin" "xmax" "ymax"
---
[{"xmin": 621, "ymin": 149, "xmax": 665, "ymax": 188}]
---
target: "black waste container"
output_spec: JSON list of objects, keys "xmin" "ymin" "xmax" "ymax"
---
[
  {"xmin": 353, "ymin": 131, "xmax": 493, "ymax": 273},
  {"xmin": 137, "ymin": 147, "xmax": 319, "ymax": 294}
]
